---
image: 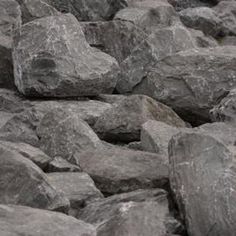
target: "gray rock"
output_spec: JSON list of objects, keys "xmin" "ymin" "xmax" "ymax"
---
[
  {"xmin": 81, "ymin": 20, "xmax": 147, "ymax": 63},
  {"xmin": 0, "ymin": 140, "xmax": 52, "ymax": 169},
  {"xmin": 94, "ymin": 95, "xmax": 186, "ymax": 142},
  {"xmin": 0, "ymin": 112, "xmax": 14, "ymax": 129},
  {"xmin": 0, "ymin": 204, "xmax": 96, "ymax": 236},
  {"xmin": 77, "ymin": 147, "xmax": 168, "ymax": 195},
  {"xmin": 0, "ymin": 145, "xmax": 69, "ymax": 212},
  {"xmin": 169, "ymin": 131, "xmax": 236, "ymax": 236},
  {"xmin": 214, "ymin": 1, "xmax": 236, "ymax": 36},
  {"xmin": 37, "ymin": 108, "xmax": 103, "ymax": 161},
  {"xmin": 219, "ymin": 36, "xmax": 236, "ymax": 46},
  {"xmin": 13, "ymin": 13, "xmax": 118, "ymax": 97},
  {"xmin": 133, "ymin": 46, "xmax": 236, "ymax": 124},
  {"xmin": 47, "ymin": 172, "xmax": 103, "ymax": 210},
  {"xmin": 96, "ymin": 94, "xmax": 127, "ymax": 105},
  {"xmin": 116, "ymin": 24, "xmax": 196, "ymax": 94},
  {"xmin": 47, "ymin": 156, "xmax": 81, "ymax": 172}
]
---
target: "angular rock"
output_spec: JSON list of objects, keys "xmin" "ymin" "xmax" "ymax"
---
[
  {"xmin": 179, "ymin": 7, "xmax": 223, "ymax": 37},
  {"xmin": 13, "ymin": 13, "xmax": 118, "ymax": 97},
  {"xmin": 0, "ymin": 140, "xmax": 52, "ymax": 169},
  {"xmin": 169, "ymin": 132, "xmax": 236, "ymax": 236},
  {"xmin": 81, "ymin": 20, "xmax": 147, "ymax": 63},
  {"xmin": 96, "ymin": 94, "xmax": 127, "ymax": 105},
  {"xmin": 37, "ymin": 108, "xmax": 103, "ymax": 161},
  {"xmin": 214, "ymin": 1, "xmax": 236, "ymax": 36},
  {"xmin": 0, "ymin": 145, "xmax": 69, "ymax": 212},
  {"xmin": 116, "ymin": 24, "xmax": 196, "ymax": 93},
  {"xmin": 133, "ymin": 46, "xmax": 236, "ymax": 124},
  {"xmin": 0, "ymin": 204, "xmax": 96, "ymax": 236},
  {"xmin": 77, "ymin": 147, "xmax": 169, "ymax": 195},
  {"xmin": 48, "ymin": 172, "xmax": 103, "ymax": 210},
  {"xmin": 94, "ymin": 95, "xmax": 186, "ymax": 142}
]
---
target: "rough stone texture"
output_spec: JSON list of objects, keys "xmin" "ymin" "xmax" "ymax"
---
[
  {"xmin": 48, "ymin": 172, "xmax": 103, "ymax": 210},
  {"xmin": 219, "ymin": 36, "xmax": 236, "ymax": 46},
  {"xmin": 94, "ymin": 95, "xmax": 186, "ymax": 142},
  {"xmin": 0, "ymin": 140, "xmax": 52, "ymax": 170},
  {"xmin": 116, "ymin": 24, "xmax": 196, "ymax": 94},
  {"xmin": 133, "ymin": 46, "xmax": 236, "ymax": 124},
  {"xmin": 81, "ymin": 20, "xmax": 147, "ymax": 63},
  {"xmin": 0, "ymin": 204, "xmax": 96, "ymax": 236},
  {"xmin": 13, "ymin": 13, "xmax": 118, "ymax": 97},
  {"xmin": 16, "ymin": 0, "xmax": 59, "ymax": 23},
  {"xmin": 179, "ymin": 7, "xmax": 223, "ymax": 37},
  {"xmin": 0, "ymin": 145, "xmax": 69, "ymax": 212},
  {"xmin": 169, "ymin": 132, "xmax": 236, "ymax": 236},
  {"xmin": 214, "ymin": 1, "xmax": 236, "ymax": 36},
  {"xmin": 37, "ymin": 108, "xmax": 103, "ymax": 161},
  {"xmin": 77, "ymin": 147, "xmax": 168, "ymax": 195}
]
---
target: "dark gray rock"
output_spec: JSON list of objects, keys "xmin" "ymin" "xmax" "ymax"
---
[
  {"xmin": 37, "ymin": 108, "xmax": 103, "ymax": 162},
  {"xmin": 47, "ymin": 172, "xmax": 103, "ymax": 210},
  {"xmin": 77, "ymin": 147, "xmax": 168, "ymax": 195},
  {"xmin": 0, "ymin": 204, "xmax": 96, "ymax": 236},
  {"xmin": 13, "ymin": 13, "xmax": 118, "ymax": 97},
  {"xmin": 169, "ymin": 131, "xmax": 236, "ymax": 236},
  {"xmin": 116, "ymin": 24, "xmax": 196, "ymax": 94},
  {"xmin": 94, "ymin": 95, "xmax": 186, "ymax": 142},
  {"xmin": 179, "ymin": 7, "xmax": 223, "ymax": 37},
  {"xmin": 133, "ymin": 46, "xmax": 236, "ymax": 124},
  {"xmin": 0, "ymin": 145, "xmax": 69, "ymax": 212}
]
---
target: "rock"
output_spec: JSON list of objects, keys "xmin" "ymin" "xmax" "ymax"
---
[
  {"xmin": 0, "ymin": 140, "xmax": 52, "ymax": 170},
  {"xmin": 48, "ymin": 172, "xmax": 103, "ymax": 210},
  {"xmin": 214, "ymin": 1, "xmax": 236, "ymax": 36},
  {"xmin": 179, "ymin": 7, "xmax": 223, "ymax": 38},
  {"xmin": 126, "ymin": 141, "xmax": 143, "ymax": 151},
  {"xmin": 96, "ymin": 94, "xmax": 127, "ymax": 105},
  {"xmin": 0, "ymin": 145, "xmax": 69, "ymax": 212},
  {"xmin": 37, "ymin": 108, "xmax": 103, "ymax": 162},
  {"xmin": 0, "ymin": 112, "xmax": 14, "ymax": 129},
  {"xmin": 47, "ymin": 156, "xmax": 81, "ymax": 173},
  {"xmin": 13, "ymin": 13, "xmax": 118, "ymax": 97},
  {"xmin": 77, "ymin": 147, "xmax": 169, "ymax": 195},
  {"xmin": 141, "ymin": 120, "xmax": 185, "ymax": 158},
  {"xmin": 116, "ymin": 24, "xmax": 196, "ymax": 94},
  {"xmin": 94, "ymin": 95, "xmax": 186, "ymax": 142},
  {"xmin": 81, "ymin": 20, "xmax": 147, "ymax": 63},
  {"xmin": 133, "ymin": 46, "xmax": 236, "ymax": 125},
  {"xmin": 49, "ymin": 0, "xmax": 127, "ymax": 21},
  {"xmin": 78, "ymin": 191, "xmax": 182, "ymax": 235},
  {"xmin": 219, "ymin": 36, "xmax": 236, "ymax": 46},
  {"xmin": 16, "ymin": 0, "xmax": 59, "ymax": 23},
  {"xmin": 0, "ymin": 204, "xmax": 96, "ymax": 236},
  {"xmin": 169, "ymin": 131, "xmax": 236, "ymax": 236}
]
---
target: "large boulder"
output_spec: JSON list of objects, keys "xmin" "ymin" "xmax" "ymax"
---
[
  {"xmin": 37, "ymin": 108, "xmax": 103, "ymax": 162},
  {"xmin": 0, "ymin": 204, "xmax": 96, "ymax": 236},
  {"xmin": 132, "ymin": 46, "xmax": 236, "ymax": 124},
  {"xmin": 115, "ymin": 24, "xmax": 196, "ymax": 94},
  {"xmin": 179, "ymin": 7, "xmax": 223, "ymax": 37},
  {"xmin": 13, "ymin": 13, "xmax": 118, "ymax": 97},
  {"xmin": 77, "ymin": 147, "xmax": 169, "ymax": 195},
  {"xmin": 94, "ymin": 95, "xmax": 186, "ymax": 142},
  {"xmin": 169, "ymin": 132, "xmax": 236, "ymax": 236},
  {"xmin": 0, "ymin": 145, "xmax": 69, "ymax": 212}
]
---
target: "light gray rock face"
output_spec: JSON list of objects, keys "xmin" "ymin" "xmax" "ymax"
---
[
  {"xmin": 0, "ymin": 140, "xmax": 52, "ymax": 170},
  {"xmin": 94, "ymin": 95, "xmax": 186, "ymax": 142},
  {"xmin": 49, "ymin": 0, "xmax": 127, "ymax": 21},
  {"xmin": 81, "ymin": 20, "xmax": 147, "ymax": 63},
  {"xmin": 169, "ymin": 132, "xmax": 236, "ymax": 236},
  {"xmin": 0, "ymin": 0, "xmax": 21, "ymax": 90},
  {"xmin": 116, "ymin": 24, "xmax": 196, "ymax": 94},
  {"xmin": 133, "ymin": 46, "xmax": 236, "ymax": 124},
  {"xmin": 16, "ymin": 0, "xmax": 59, "ymax": 23},
  {"xmin": 48, "ymin": 172, "xmax": 103, "ymax": 210},
  {"xmin": 37, "ymin": 108, "xmax": 103, "ymax": 162},
  {"xmin": 0, "ymin": 204, "xmax": 96, "ymax": 236},
  {"xmin": 77, "ymin": 147, "xmax": 168, "ymax": 195},
  {"xmin": 13, "ymin": 13, "xmax": 118, "ymax": 97},
  {"xmin": 214, "ymin": 1, "xmax": 236, "ymax": 36},
  {"xmin": 0, "ymin": 145, "xmax": 69, "ymax": 212},
  {"xmin": 179, "ymin": 7, "xmax": 223, "ymax": 37}
]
